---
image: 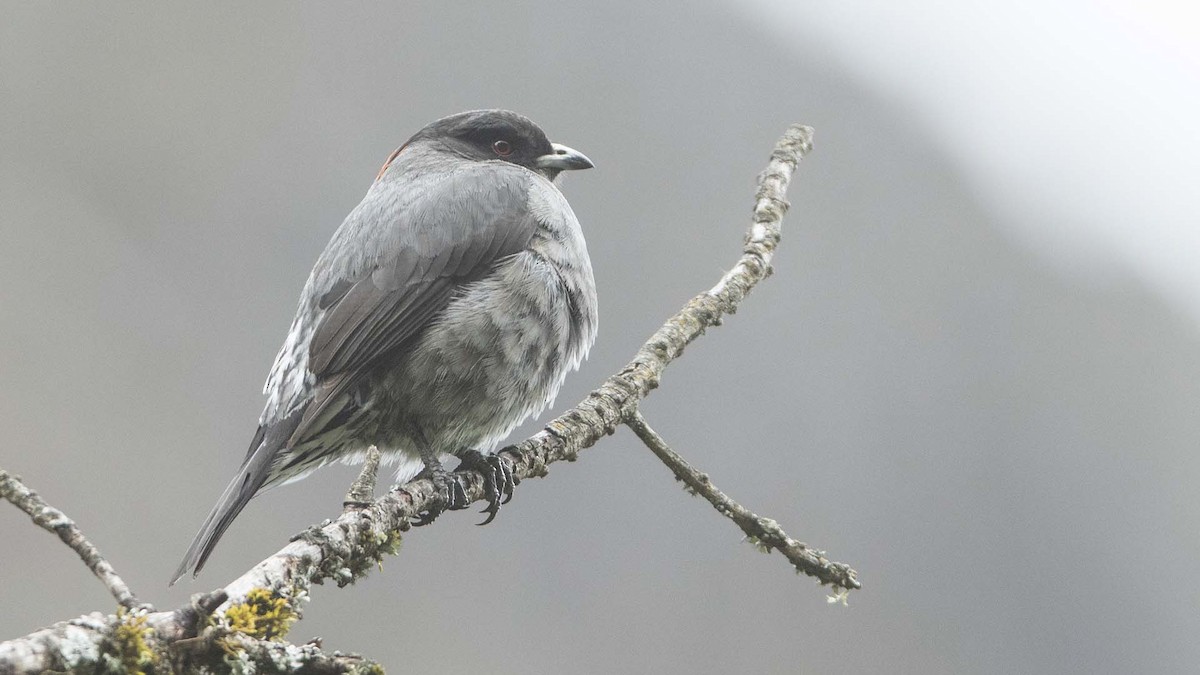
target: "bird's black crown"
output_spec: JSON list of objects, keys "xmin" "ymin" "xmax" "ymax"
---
[{"xmin": 415, "ymin": 109, "xmax": 555, "ymax": 171}]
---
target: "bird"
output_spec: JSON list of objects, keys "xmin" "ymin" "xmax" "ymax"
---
[{"xmin": 171, "ymin": 109, "xmax": 597, "ymax": 584}]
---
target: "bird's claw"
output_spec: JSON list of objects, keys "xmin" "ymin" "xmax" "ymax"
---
[
  {"xmin": 410, "ymin": 464, "xmax": 468, "ymax": 526},
  {"xmin": 455, "ymin": 450, "xmax": 517, "ymax": 525}
]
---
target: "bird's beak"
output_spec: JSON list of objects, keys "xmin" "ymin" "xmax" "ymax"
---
[{"xmin": 536, "ymin": 143, "xmax": 594, "ymax": 171}]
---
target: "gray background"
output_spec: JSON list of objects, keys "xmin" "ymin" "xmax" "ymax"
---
[{"xmin": 2, "ymin": 2, "xmax": 1198, "ymax": 674}]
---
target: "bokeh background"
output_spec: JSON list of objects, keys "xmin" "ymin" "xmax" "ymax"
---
[{"xmin": 3, "ymin": 2, "xmax": 1198, "ymax": 673}]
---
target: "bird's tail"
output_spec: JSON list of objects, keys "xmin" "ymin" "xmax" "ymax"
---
[{"xmin": 169, "ymin": 415, "xmax": 300, "ymax": 585}]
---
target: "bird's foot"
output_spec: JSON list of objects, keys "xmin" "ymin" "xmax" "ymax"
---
[
  {"xmin": 455, "ymin": 450, "xmax": 517, "ymax": 526},
  {"xmin": 410, "ymin": 462, "xmax": 468, "ymax": 526}
]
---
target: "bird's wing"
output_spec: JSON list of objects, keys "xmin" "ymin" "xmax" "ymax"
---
[
  {"xmin": 278, "ymin": 166, "xmax": 540, "ymax": 449},
  {"xmin": 175, "ymin": 164, "xmax": 547, "ymax": 582},
  {"xmin": 307, "ymin": 166, "xmax": 539, "ymax": 379}
]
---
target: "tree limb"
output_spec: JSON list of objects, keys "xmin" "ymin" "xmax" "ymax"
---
[{"xmin": 0, "ymin": 123, "xmax": 856, "ymax": 675}]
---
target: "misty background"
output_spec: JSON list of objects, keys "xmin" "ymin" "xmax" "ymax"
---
[{"xmin": 2, "ymin": 2, "xmax": 1198, "ymax": 673}]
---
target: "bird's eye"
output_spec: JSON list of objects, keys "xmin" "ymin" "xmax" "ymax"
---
[{"xmin": 492, "ymin": 140, "xmax": 513, "ymax": 157}]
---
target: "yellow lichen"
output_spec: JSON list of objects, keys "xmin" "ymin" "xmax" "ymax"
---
[
  {"xmin": 104, "ymin": 610, "xmax": 157, "ymax": 675},
  {"xmin": 223, "ymin": 587, "xmax": 297, "ymax": 640}
]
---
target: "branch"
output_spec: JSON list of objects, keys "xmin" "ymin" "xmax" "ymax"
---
[
  {"xmin": 219, "ymin": 633, "xmax": 383, "ymax": 674},
  {"xmin": 0, "ymin": 123, "xmax": 855, "ymax": 674},
  {"xmin": 626, "ymin": 411, "xmax": 858, "ymax": 595},
  {"xmin": 342, "ymin": 445, "xmax": 382, "ymax": 507},
  {"xmin": 0, "ymin": 468, "xmax": 143, "ymax": 610}
]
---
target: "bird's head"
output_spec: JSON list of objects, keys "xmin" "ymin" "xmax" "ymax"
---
[{"xmin": 389, "ymin": 109, "xmax": 593, "ymax": 182}]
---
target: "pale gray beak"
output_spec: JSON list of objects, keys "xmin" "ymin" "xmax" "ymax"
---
[{"xmin": 536, "ymin": 143, "xmax": 594, "ymax": 171}]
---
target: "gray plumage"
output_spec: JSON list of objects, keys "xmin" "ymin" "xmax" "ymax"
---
[{"xmin": 172, "ymin": 110, "xmax": 597, "ymax": 583}]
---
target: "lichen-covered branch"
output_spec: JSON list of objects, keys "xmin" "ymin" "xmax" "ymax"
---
[
  {"xmin": 626, "ymin": 411, "xmax": 859, "ymax": 592},
  {"xmin": 0, "ymin": 124, "xmax": 852, "ymax": 675},
  {"xmin": 0, "ymin": 468, "xmax": 143, "ymax": 610},
  {"xmin": 218, "ymin": 633, "xmax": 383, "ymax": 674},
  {"xmin": 0, "ymin": 591, "xmax": 380, "ymax": 674}
]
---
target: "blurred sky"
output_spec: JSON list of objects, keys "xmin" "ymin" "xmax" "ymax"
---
[
  {"xmin": 2, "ymin": 2, "xmax": 1198, "ymax": 674},
  {"xmin": 743, "ymin": 0, "xmax": 1200, "ymax": 319}
]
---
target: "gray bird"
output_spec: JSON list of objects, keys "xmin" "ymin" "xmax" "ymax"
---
[{"xmin": 171, "ymin": 110, "xmax": 597, "ymax": 583}]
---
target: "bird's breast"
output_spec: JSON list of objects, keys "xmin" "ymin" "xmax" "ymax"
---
[{"xmin": 379, "ymin": 244, "xmax": 595, "ymax": 452}]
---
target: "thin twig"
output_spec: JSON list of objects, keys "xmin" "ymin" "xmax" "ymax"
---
[
  {"xmin": 343, "ymin": 445, "xmax": 382, "ymax": 508},
  {"xmin": 0, "ymin": 468, "xmax": 143, "ymax": 610},
  {"xmin": 626, "ymin": 411, "xmax": 860, "ymax": 591}
]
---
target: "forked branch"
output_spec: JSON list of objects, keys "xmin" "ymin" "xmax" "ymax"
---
[{"xmin": 0, "ymin": 124, "xmax": 857, "ymax": 675}]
